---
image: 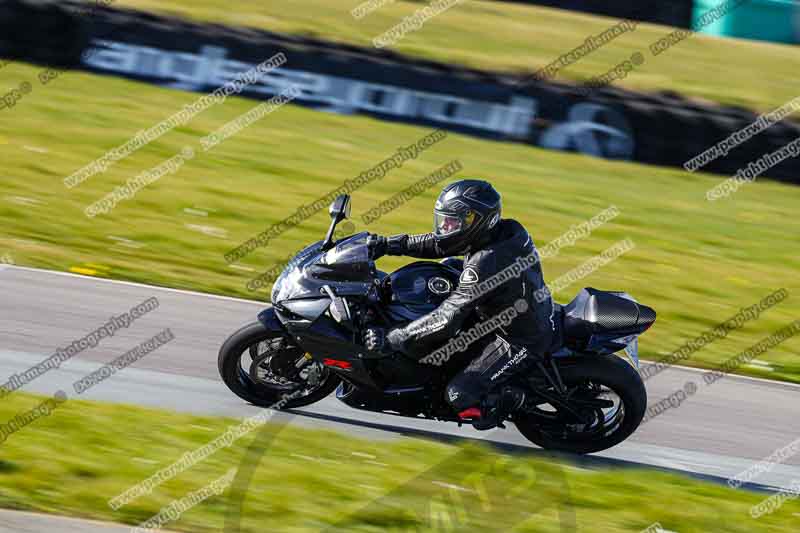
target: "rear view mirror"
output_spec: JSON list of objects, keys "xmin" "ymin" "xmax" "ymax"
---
[
  {"xmin": 322, "ymin": 195, "xmax": 352, "ymax": 251},
  {"xmin": 329, "ymin": 195, "xmax": 351, "ymax": 221}
]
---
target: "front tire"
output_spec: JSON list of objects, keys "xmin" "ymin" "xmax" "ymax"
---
[
  {"xmin": 218, "ymin": 321, "xmax": 340, "ymax": 409},
  {"xmin": 515, "ymin": 354, "xmax": 647, "ymax": 454}
]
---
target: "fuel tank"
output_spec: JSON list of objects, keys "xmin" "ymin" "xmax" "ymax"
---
[{"xmin": 385, "ymin": 261, "xmax": 460, "ymax": 321}]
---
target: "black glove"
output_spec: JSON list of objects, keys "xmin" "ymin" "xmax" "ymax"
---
[
  {"xmin": 364, "ymin": 327, "xmax": 404, "ymax": 354},
  {"xmin": 364, "ymin": 327, "xmax": 387, "ymax": 352},
  {"xmin": 367, "ymin": 234, "xmax": 388, "ymax": 260}
]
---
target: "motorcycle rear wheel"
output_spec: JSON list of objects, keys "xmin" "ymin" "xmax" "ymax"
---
[
  {"xmin": 218, "ymin": 321, "xmax": 340, "ymax": 408},
  {"xmin": 514, "ymin": 354, "xmax": 646, "ymax": 454}
]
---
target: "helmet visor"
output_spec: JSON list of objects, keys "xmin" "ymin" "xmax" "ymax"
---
[
  {"xmin": 434, "ymin": 210, "xmax": 476, "ymax": 237},
  {"xmin": 434, "ymin": 212, "xmax": 463, "ymax": 237}
]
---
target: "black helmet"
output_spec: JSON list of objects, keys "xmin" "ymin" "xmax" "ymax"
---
[{"xmin": 433, "ymin": 179, "xmax": 502, "ymax": 255}]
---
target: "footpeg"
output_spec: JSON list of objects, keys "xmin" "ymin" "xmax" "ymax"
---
[{"xmin": 457, "ymin": 407, "xmax": 482, "ymax": 420}]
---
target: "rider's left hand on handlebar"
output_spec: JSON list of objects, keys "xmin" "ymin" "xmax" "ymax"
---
[
  {"xmin": 364, "ymin": 327, "xmax": 387, "ymax": 352},
  {"xmin": 367, "ymin": 234, "xmax": 388, "ymax": 260},
  {"xmin": 364, "ymin": 327, "xmax": 404, "ymax": 355}
]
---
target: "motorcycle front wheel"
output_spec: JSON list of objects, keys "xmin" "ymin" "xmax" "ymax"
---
[{"xmin": 218, "ymin": 321, "xmax": 341, "ymax": 409}]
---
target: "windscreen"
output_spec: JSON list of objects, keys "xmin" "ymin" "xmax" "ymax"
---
[{"xmin": 271, "ymin": 241, "xmax": 324, "ymax": 304}]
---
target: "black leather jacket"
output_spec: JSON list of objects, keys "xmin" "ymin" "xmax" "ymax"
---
[{"xmin": 384, "ymin": 219, "xmax": 559, "ymax": 358}]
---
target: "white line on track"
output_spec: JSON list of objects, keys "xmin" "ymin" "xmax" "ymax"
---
[
  {"xmin": 3, "ymin": 264, "xmax": 799, "ymax": 391},
  {"xmin": 2, "ymin": 265, "xmax": 264, "ymax": 306}
]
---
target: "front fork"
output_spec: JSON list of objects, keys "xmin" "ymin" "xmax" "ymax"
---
[{"xmin": 255, "ymin": 307, "xmax": 323, "ymax": 387}]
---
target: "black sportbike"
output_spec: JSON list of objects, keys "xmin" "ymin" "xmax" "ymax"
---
[{"xmin": 219, "ymin": 195, "xmax": 656, "ymax": 454}]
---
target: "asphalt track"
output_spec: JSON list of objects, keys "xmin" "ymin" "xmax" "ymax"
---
[
  {"xmin": 0, "ymin": 509, "xmax": 180, "ymax": 533},
  {"xmin": 1, "ymin": 266, "xmax": 798, "ymax": 495}
]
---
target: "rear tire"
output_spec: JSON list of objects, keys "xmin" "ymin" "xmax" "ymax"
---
[
  {"xmin": 218, "ymin": 321, "xmax": 340, "ymax": 409},
  {"xmin": 515, "ymin": 354, "xmax": 646, "ymax": 454}
]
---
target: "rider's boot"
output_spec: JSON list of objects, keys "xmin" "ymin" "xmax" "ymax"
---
[{"xmin": 457, "ymin": 387, "xmax": 527, "ymax": 431}]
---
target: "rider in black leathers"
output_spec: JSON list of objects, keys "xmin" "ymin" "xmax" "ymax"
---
[{"xmin": 365, "ymin": 179, "xmax": 560, "ymax": 429}]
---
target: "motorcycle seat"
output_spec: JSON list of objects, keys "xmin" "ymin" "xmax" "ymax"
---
[{"xmin": 562, "ymin": 287, "xmax": 655, "ymax": 342}]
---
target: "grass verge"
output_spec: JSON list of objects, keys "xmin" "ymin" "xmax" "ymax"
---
[
  {"xmin": 107, "ymin": 0, "xmax": 800, "ymax": 111},
  {"xmin": 0, "ymin": 392, "xmax": 797, "ymax": 532}
]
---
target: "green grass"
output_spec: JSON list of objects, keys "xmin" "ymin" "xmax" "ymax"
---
[
  {"xmin": 0, "ymin": 392, "xmax": 796, "ymax": 532},
  {"xmin": 107, "ymin": 0, "xmax": 800, "ymax": 111},
  {"xmin": 0, "ymin": 61, "xmax": 798, "ymax": 383}
]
